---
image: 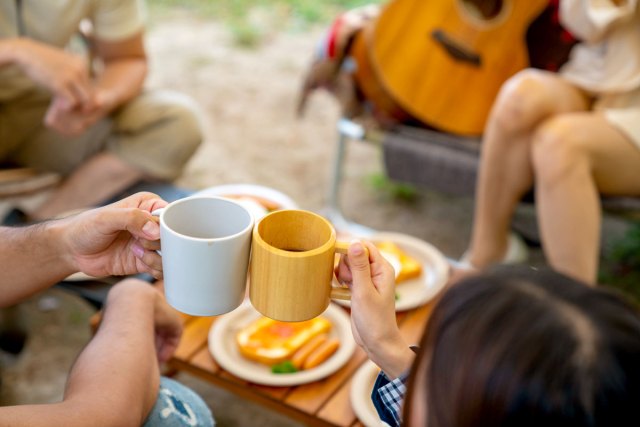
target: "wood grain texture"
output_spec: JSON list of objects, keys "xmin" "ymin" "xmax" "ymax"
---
[
  {"xmin": 173, "ymin": 316, "xmax": 215, "ymax": 361},
  {"xmin": 250, "ymin": 210, "xmax": 340, "ymax": 322}
]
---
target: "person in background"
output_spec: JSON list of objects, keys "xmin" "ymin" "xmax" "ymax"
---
[
  {"xmin": 0, "ymin": 0, "xmax": 204, "ymax": 223},
  {"xmin": 0, "ymin": 192, "xmax": 214, "ymax": 427},
  {"xmin": 459, "ymin": 0, "xmax": 640, "ymax": 284},
  {"xmin": 338, "ymin": 240, "xmax": 640, "ymax": 426}
]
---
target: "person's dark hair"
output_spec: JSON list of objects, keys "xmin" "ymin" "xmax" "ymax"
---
[{"xmin": 403, "ymin": 266, "xmax": 640, "ymax": 427}]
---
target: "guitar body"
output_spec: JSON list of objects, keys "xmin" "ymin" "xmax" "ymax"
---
[{"xmin": 368, "ymin": 0, "xmax": 549, "ymax": 135}]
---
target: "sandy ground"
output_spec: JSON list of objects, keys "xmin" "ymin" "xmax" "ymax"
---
[
  {"xmin": 149, "ymin": 12, "xmax": 480, "ymax": 258},
  {"xmin": 0, "ymin": 10, "xmax": 549, "ymax": 426}
]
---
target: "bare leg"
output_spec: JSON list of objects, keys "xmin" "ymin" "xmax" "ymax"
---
[
  {"xmin": 532, "ymin": 114, "xmax": 640, "ymax": 284},
  {"xmin": 29, "ymin": 152, "xmax": 143, "ymax": 220},
  {"xmin": 466, "ymin": 70, "xmax": 590, "ymax": 268}
]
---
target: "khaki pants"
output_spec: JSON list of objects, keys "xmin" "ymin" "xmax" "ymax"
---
[{"xmin": 0, "ymin": 88, "xmax": 204, "ymax": 180}]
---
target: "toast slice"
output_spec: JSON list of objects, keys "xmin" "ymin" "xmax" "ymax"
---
[
  {"xmin": 375, "ymin": 241, "xmax": 422, "ymax": 283},
  {"xmin": 236, "ymin": 316, "xmax": 332, "ymax": 365}
]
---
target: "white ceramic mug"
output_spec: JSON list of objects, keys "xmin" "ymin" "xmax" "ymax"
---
[{"xmin": 154, "ymin": 196, "xmax": 254, "ymax": 316}]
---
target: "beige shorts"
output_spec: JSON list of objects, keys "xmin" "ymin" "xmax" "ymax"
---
[
  {"xmin": 0, "ymin": 88, "xmax": 204, "ymax": 180},
  {"xmin": 593, "ymin": 86, "xmax": 640, "ymax": 152}
]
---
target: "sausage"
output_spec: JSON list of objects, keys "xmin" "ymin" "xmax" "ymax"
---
[
  {"xmin": 291, "ymin": 333, "xmax": 328, "ymax": 369},
  {"xmin": 302, "ymin": 337, "xmax": 340, "ymax": 370}
]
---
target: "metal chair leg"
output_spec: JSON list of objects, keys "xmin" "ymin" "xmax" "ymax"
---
[{"xmin": 322, "ymin": 118, "xmax": 376, "ymax": 237}]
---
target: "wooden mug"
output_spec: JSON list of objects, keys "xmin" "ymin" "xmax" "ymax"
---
[{"xmin": 249, "ymin": 209, "xmax": 353, "ymax": 322}]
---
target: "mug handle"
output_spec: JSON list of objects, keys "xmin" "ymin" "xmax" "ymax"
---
[
  {"xmin": 330, "ymin": 241, "xmax": 369, "ymax": 301},
  {"xmin": 151, "ymin": 208, "xmax": 164, "ymax": 256}
]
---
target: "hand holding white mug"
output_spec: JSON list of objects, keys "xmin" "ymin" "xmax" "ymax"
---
[{"xmin": 63, "ymin": 192, "xmax": 166, "ymax": 279}]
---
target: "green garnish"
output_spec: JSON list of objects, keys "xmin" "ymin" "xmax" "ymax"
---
[
  {"xmin": 271, "ymin": 360, "xmax": 298, "ymax": 374},
  {"xmin": 395, "ymin": 292, "xmax": 400, "ymax": 301}
]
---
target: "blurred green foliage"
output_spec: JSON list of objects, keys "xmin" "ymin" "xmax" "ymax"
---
[
  {"xmin": 151, "ymin": 0, "xmax": 378, "ymax": 20},
  {"xmin": 367, "ymin": 172, "xmax": 418, "ymax": 202},
  {"xmin": 599, "ymin": 221, "xmax": 640, "ymax": 304},
  {"xmin": 150, "ymin": 0, "xmax": 382, "ymax": 39}
]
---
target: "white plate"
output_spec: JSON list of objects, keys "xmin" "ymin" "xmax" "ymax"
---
[
  {"xmin": 208, "ymin": 301, "xmax": 356, "ymax": 386},
  {"xmin": 350, "ymin": 360, "xmax": 391, "ymax": 427},
  {"xmin": 194, "ymin": 184, "xmax": 298, "ymax": 210},
  {"xmin": 336, "ymin": 232, "xmax": 450, "ymax": 312}
]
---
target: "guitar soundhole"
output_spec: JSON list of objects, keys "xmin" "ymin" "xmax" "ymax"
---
[{"xmin": 461, "ymin": 0, "xmax": 504, "ymax": 20}]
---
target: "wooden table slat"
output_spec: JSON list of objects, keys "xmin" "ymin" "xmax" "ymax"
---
[
  {"xmin": 316, "ymin": 372, "xmax": 358, "ymax": 426},
  {"xmin": 168, "ymin": 298, "xmax": 434, "ymax": 426},
  {"xmin": 250, "ymin": 383, "xmax": 291, "ymax": 400},
  {"xmin": 284, "ymin": 346, "xmax": 367, "ymax": 414},
  {"xmin": 187, "ymin": 345, "xmax": 221, "ymax": 374},
  {"xmin": 218, "ymin": 370, "xmax": 292, "ymax": 400},
  {"xmin": 173, "ymin": 316, "xmax": 214, "ymax": 360},
  {"xmin": 398, "ymin": 302, "xmax": 433, "ymax": 344},
  {"xmin": 179, "ymin": 313, "xmax": 197, "ymax": 324},
  {"xmin": 169, "ymin": 359, "xmax": 334, "ymax": 427}
]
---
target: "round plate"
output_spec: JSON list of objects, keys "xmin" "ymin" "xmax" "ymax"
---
[
  {"xmin": 208, "ymin": 301, "xmax": 356, "ymax": 386},
  {"xmin": 194, "ymin": 184, "xmax": 298, "ymax": 210},
  {"xmin": 336, "ymin": 232, "xmax": 450, "ymax": 311},
  {"xmin": 350, "ymin": 360, "xmax": 391, "ymax": 427}
]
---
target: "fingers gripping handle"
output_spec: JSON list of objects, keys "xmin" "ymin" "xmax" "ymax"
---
[
  {"xmin": 330, "ymin": 241, "xmax": 369, "ymax": 301},
  {"xmin": 151, "ymin": 208, "xmax": 164, "ymax": 255}
]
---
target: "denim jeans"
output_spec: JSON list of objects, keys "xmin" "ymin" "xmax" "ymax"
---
[{"xmin": 143, "ymin": 377, "xmax": 215, "ymax": 427}]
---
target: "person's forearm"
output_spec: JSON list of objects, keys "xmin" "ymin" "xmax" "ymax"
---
[
  {"xmin": 0, "ymin": 283, "xmax": 160, "ymax": 426},
  {"xmin": 94, "ymin": 59, "xmax": 147, "ymax": 113},
  {"xmin": 0, "ymin": 222, "xmax": 73, "ymax": 307},
  {"xmin": 366, "ymin": 335, "xmax": 416, "ymax": 379},
  {"xmin": 64, "ymin": 283, "xmax": 159, "ymax": 424}
]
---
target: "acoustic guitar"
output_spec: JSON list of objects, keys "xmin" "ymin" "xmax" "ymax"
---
[{"xmin": 357, "ymin": 0, "xmax": 549, "ymax": 136}]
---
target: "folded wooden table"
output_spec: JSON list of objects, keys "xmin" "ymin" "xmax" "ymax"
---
[{"xmin": 168, "ymin": 302, "xmax": 433, "ymax": 427}]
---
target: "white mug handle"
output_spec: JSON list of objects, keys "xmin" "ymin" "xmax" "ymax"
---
[{"xmin": 151, "ymin": 208, "xmax": 164, "ymax": 256}]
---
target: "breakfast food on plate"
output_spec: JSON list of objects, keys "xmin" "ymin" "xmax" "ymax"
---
[
  {"xmin": 291, "ymin": 333, "xmax": 329, "ymax": 369},
  {"xmin": 302, "ymin": 337, "xmax": 340, "ymax": 370},
  {"xmin": 375, "ymin": 241, "xmax": 422, "ymax": 283},
  {"xmin": 236, "ymin": 316, "xmax": 340, "ymax": 373}
]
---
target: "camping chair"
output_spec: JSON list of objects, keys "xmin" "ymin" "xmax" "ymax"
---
[{"xmin": 325, "ymin": 118, "xmax": 640, "ymax": 245}]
